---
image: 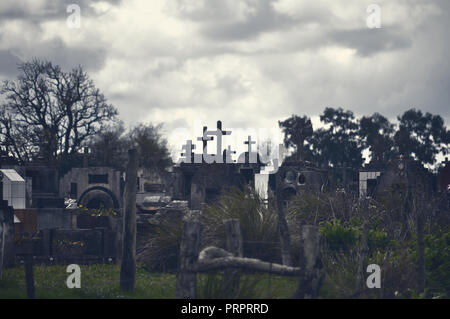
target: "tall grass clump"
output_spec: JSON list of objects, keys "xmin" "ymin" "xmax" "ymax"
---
[{"xmin": 202, "ymin": 187, "xmax": 281, "ymax": 263}]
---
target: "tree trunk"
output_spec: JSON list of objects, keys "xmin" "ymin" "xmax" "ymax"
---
[
  {"xmin": 120, "ymin": 149, "xmax": 138, "ymax": 292},
  {"xmin": 196, "ymin": 247, "xmax": 300, "ymax": 276}
]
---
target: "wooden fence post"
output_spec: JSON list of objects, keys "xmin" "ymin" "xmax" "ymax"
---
[
  {"xmin": 120, "ymin": 149, "xmax": 138, "ymax": 292},
  {"xmin": 24, "ymin": 251, "xmax": 35, "ymax": 299},
  {"xmin": 354, "ymin": 219, "xmax": 369, "ymax": 297},
  {"xmin": 176, "ymin": 211, "xmax": 202, "ymax": 299},
  {"xmin": 417, "ymin": 207, "xmax": 425, "ymax": 294},
  {"xmin": 275, "ymin": 177, "xmax": 293, "ymax": 266},
  {"xmin": 0, "ymin": 221, "xmax": 5, "ymax": 280},
  {"xmin": 222, "ymin": 219, "xmax": 243, "ymax": 297},
  {"xmin": 293, "ymin": 225, "xmax": 324, "ymax": 299}
]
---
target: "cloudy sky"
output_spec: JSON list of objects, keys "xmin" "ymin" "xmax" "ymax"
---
[{"xmin": 0, "ymin": 0, "xmax": 449, "ymax": 159}]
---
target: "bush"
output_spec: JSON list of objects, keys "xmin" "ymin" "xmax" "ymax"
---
[
  {"xmin": 409, "ymin": 226, "xmax": 450, "ymax": 298},
  {"xmin": 368, "ymin": 229, "xmax": 391, "ymax": 252},
  {"xmin": 320, "ymin": 218, "xmax": 359, "ymax": 252}
]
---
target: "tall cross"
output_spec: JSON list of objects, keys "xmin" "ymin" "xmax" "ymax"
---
[
  {"xmin": 206, "ymin": 121, "xmax": 232, "ymax": 164},
  {"xmin": 217, "ymin": 120, "xmax": 232, "ymax": 137},
  {"xmin": 244, "ymin": 135, "xmax": 256, "ymax": 153}
]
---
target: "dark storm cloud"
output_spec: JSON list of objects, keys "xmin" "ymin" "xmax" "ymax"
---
[
  {"xmin": 329, "ymin": 27, "xmax": 412, "ymax": 57},
  {"xmin": 0, "ymin": 50, "xmax": 22, "ymax": 76},
  {"xmin": 31, "ymin": 37, "xmax": 108, "ymax": 72},
  {"xmin": 0, "ymin": 0, "xmax": 123, "ymax": 22},
  {"xmin": 172, "ymin": 0, "xmax": 300, "ymax": 41},
  {"xmin": 201, "ymin": 2, "xmax": 295, "ymax": 41}
]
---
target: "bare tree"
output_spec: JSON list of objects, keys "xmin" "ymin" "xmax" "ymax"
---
[{"xmin": 0, "ymin": 59, "xmax": 117, "ymax": 163}]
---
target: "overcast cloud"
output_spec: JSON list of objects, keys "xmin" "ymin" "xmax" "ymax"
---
[{"xmin": 0, "ymin": 0, "xmax": 449, "ymax": 158}]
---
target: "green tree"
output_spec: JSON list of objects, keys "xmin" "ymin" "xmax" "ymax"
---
[
  {"xmin": 311, "ymin": 107, "xmax": 364, "ymax": 168},
  {"xmin": 88, "ymin": 122, "xmax": 172, "ymax": 172},
  {"xmin": 127, "ymin": 123, "xmax": 172, "ymax": 171},
  {"xmin": 278, "ymin": 115, "xmax": 313, "ymax": 161},
  {"xmin": 359, "ymin": 113, "xmax": 396, "ymax": 163},
  {"xmin": 88, "ymin": 121, "xmax": 128, "ymax": 169},
  {"xmin": 394, "ymin": 109, "xmax": 449, "ymax": 166}
]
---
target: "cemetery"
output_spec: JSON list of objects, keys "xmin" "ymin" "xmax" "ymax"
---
[
  {"xmin": 1, "ymin": 1, "xmax": 450, "ymax": 305},
  {"xmin": 1, "ymin": 117, "xmax": 448, "ymax": 299}
]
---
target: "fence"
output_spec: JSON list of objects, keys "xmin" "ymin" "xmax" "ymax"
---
[{"xmin": 175, "ymin": 211, "xmax": 325, "ymax": 299}]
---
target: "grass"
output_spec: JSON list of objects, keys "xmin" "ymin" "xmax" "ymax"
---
[{"xmin": 0, "ymin": 264, "xmax": 298, "ymax": 299}]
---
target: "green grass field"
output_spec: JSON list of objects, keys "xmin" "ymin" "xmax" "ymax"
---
[{"xmin": 0, "ymin": 264, "xmax": 298, "ymax": 299}]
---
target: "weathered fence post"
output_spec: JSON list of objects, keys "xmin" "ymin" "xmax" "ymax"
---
[
  {"xmin": 24, "ymin": 249, "xmax": 35, "ymax": 299},
  {"xmin": 222, "ymin": 219, "xmax": 243, "ymax": 297},
  {"xmin": 276, "ymin": 175, "xmax": 293, "ymax": 266},
  {"xmin": 0, "ymin": 220, "xmax": 5, "ymax": 280},
  {"xmin": 115, "ymin": 216, "xmax": 123, "ymax": 265},
  {"xmin": 120, "ymin": 149, "xmax": 138, "ymax": 292},
  {"xmin": 176, "ymin": 211, "xmax": 202, "ymax": 299},
  {"xmin": 354, "ymin": 219, "xmax": 369, "ymax": 297},
  {"xmin": 293, "ymin": 225, "xmax": 324, "ymax": 299},
  {"xmin": 416, "ymin": 207, "xmax": 425, "ymax": 294}
]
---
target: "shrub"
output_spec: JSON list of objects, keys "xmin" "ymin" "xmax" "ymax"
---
[
  {"xmin": 368, "ymin": 229, "xmax": 391, "ymax": 252},
  {"xmin": 409, "ymin": 226, "xmax": 450, "ymax": 298},
  {"xmin": 320, "ymin": 218, "xmax": 359, "ymax": 252}
]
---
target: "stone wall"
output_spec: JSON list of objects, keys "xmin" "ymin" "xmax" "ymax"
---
[{"xmin": 37, "ymin": 208, "xmax": 77, "ymax": 230}]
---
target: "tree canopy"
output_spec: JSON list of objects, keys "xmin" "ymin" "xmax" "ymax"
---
[
  {"xmin": 278, "ymin": 115, "xmax": 313, "ymax": 161},
  {"xmin": 310, "ymin": 107, "xmax": 364, "ymax": 168},
  {"xmin": 394, "ymin": 109, "xmax": 449, "ymax": 165},
  {"xmin": 88, "ymin": 122, "xmax": 172, "ymax": 172},
  {"xmin": 359, "ymin": 112, "xmax": 396, "ymax": 163},
  {"xmin": 0, "ymin": 59, "xmax": 117, "ymax": 164},
  {"xmin": 279, "ymin": 107, "xmax": 448, "ymax": 169}
]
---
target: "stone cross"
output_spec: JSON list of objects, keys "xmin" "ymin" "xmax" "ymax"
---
[{"xmin": 244, "ymin": 135, "xmax": 257, "ymax": 164}]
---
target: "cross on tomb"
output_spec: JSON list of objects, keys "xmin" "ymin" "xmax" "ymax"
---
[
  {"xmin": 244, "ymin": 135, "xmax": 256, "ymax": 152},
  {"xmin": 179, "ymin": 140, "xmax": 196, "ymax": 164},
  {"xmin": 203, "ymin": 121, "xmax": 233, "ymax": 164},
  {"xmin": 197, "ymin": 126, "xmax": 214, "ymax": 163},
  {"xmin": 244, "ymin": 135, "xmax": 257, "ymax": 164}
]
